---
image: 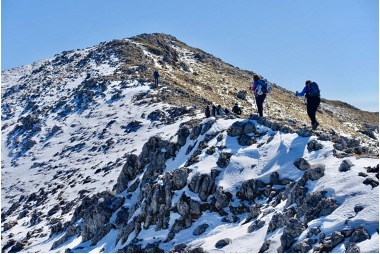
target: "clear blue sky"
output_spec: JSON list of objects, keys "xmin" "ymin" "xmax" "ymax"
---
[{"xmin": 2, "ymin": 0, "xmax": 379, "ymax": 111}]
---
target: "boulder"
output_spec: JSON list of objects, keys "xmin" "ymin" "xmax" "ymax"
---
[{"xmin": 339, "ymin": 159, "xmax": 354, "ymax": 172}]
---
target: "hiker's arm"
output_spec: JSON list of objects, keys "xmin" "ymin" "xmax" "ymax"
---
[{"xmin": 296, "ymin": 86, "xmax": 307, "ymax": 96}]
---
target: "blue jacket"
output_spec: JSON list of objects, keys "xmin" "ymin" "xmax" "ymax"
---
[{"xmin": 296, "ymin": 86, "xmax": 308, "ymax": 96}]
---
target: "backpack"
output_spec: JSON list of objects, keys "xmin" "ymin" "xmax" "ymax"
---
[
  {"xmin": 307, "ymin": 82, "xmax": 320, "ymax": 97},
  {"xmin": 257, "ymin": 79, "xmax": 272, "ymax": 95}
]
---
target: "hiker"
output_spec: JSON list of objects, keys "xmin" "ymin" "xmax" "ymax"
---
[
  {"xmin": 252, "ymin": 74, "xmax": 267, "ymax": 117},
  {"xmin": 216, "ymin": 105, "xmax": 224, "ymax": 116},
  {"xmin": 224, "ymin": 107, "xmax": 230, "ymax": 115},
  {"xmin": 211, "ymin": 105, "xmax": 216, "ymax": 117},
  {"xmin": 205, "ymin": 105, "xmax": 211, "ymax": 118},
  {"xmin": 232, "ymin": 103, "xmax": 242, "ymax": 115},
  {"xmin": 296, "ymin": 80, "xmax": 321, "ymax": 129},
  {"xmin": 153, "ymin": 70, "xmax": 159, "ymax": 86}
]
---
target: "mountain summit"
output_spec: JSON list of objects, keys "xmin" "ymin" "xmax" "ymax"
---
[{"xmin": 1, "ymin": 33, "xmax": 378, "ymax": 253}]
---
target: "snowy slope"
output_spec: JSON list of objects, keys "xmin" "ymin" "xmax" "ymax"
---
[{"xmin": 1, "ymin": 33, "xmax": 378, "ymax": 253}]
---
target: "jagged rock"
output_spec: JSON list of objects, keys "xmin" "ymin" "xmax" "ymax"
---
[
  {"xmin": 49, "ymin": 222, "xmax": 64, "ymax": 237},
  {"xmin": 237, "ymin": 178, "xmax": 266, "ymax": 202},
  {"xmin": 213, "ymin": 187, "xmax": 231, "ymax": 210},
  {"xmin": 341, "ymin": 227, "xmax": 354, "ymax": 237},
  {"xmin": 244, "ymin": 204, "xmax": 262, "ymax": 224},
  {"xmin": 116, "ymin": 217, "xmax": 139, "ymax": 245},
  {"xmin": 215, "ymin": 238, "xmax": 232, "ymax": 248},
  {"xmin": 172, "ymin": 168, "xmax": 189, "ymax": 190},
  {"xmin": 176, "ymin": 126, "xmax": 190, "ymax": 147},
  {"xmin": 349, "ymin": 226, "xmax": 370, "ymax": 243},
  {"xmin": 147, "ymin": 109, "xmax": 166, "ymax": 122},
  {"xmin": 284, "ymin": 182, "xmax": 306, "ymax": 208},
  {"xmin": 293, "ymin": 240, "xmax": 312, "ymax": 253},
  {"xmin": 303, "ymin": 164, "xmax": 325, "ymax": 181},
  {"xmin": 259, "ymin": 240, "xmax": 271, "ymax": 253},
  {"xmin": 346, "ymin": 242, "xmax": 360, "ymax": 253},
  {"xmin": 167, "ymin": 219, "xmax": 188, "ymax": 242},
  {"xmin": 242, "ymin": 121, "xmax": 256, "ymax": 134},
  {"xmin": 139, "ymin": 136, "xmax": 178, "ymax": 186},
  {"xmin": 9, "ymin": 241, "xmax": 25, "ymax": 253},
  {"xmin": 3, "ymin": 221, "xmax": 17, "ymax": 231},
  {"xmin": 81, "ymin": 202, "xmax": 114, "ymax": 243},
  {"xmin": 200, "ymin": 119, "xmax": 215, "ymax": 135},
  {"xmin": 247, "ymin": 220, "xmax": 265, "ymax": 233},
  {"xmin": 216, "ymin": 152, "xmax": 232, "ymax": 168},
  {"xmin": 193, "ymin": 223, "xmax": 209, "ymax": 236},
  {"xmin": 330, "ymin": 231, "xmax": 345, "ymax": 248},
  {"xmin": 188, "ymin": 171, "xmax": 218, "ymax": 201},
  {"xmin": 47, "ymin": 204, "xmax": 60, "ymax": 216},
  {"xmin": 114, "ymin": 154, "xmax": 140, "ymax": 193},
  {"xmin": 294, "ymin": 158, "xmax": 311, "ymax": 171},
  {"xmin": 121, "ymin": 121, "xmax": 142, "ymax": 133},
  {"xmin": 267, "ymin": 208, "xmax": 296, "ymax": 234},
  {"xmin": 307, "ymin": 139, "xmax": 323, "ymax": 151},
  {"xmin": 339, "ymin": 159, "xmax": 354, "ymax": 172},
  {"xmin": 278, "ymin": 218, "xmax": 305, "ymax": 252},
  {"xmin": 227, "ymin": 121, "xmax": 245, "ymax": 137},
  {"xmin": 52, "ymin": 225, "xmax": 81, "ymax": 250},
  {"xmin": 238, "ymin": 134, "xmax": 256, "ymax": 146},
  {"xmin": 2, "ymin": 239, "xmax": 16, "ymax": 253}
]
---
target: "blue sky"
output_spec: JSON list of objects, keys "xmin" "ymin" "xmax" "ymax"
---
[{"xmin": 2, "ymin": 0, "xmax": 379, "ymax": 111}]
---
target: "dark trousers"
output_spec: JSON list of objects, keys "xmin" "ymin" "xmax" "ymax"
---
[
  {"xmin": 255, "ymin": 94, "xmax": 266, "ymax": 116},
  {"xmin": 307, "ymin": 96, "xmax": 320, "ymax": 124},
  {"xmin": 154, "ymin": 78, "xmax": 158, "ymax": 86}
]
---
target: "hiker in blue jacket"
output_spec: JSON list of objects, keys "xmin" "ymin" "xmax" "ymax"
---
[
  {"xmin": 296, "ymin": 80, "xmax": 321, "ymax": 129},
  {"xmin": 252, "ymin": 74, "xmax": 267, "ymax": 117}
]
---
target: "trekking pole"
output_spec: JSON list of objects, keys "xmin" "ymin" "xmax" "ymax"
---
[{"xmin": 285, "ymin": 94, "xmax": 296, "ymax": 111}]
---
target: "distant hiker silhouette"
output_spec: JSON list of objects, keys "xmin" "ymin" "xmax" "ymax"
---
[
  {"xmin": 252, "ymin": 74, "xmax": 268, "ymax": 117},
  {"xmin": 232, "ymin": 103, "xmax": 242, "ymax": 115},
  {"xmin": 211, "ymin": 105, "xmax": 216, "ymax": 117},
  {"xmin": 153, "ymin": 70, "xmax": 159, "ymax": 86},
  {"xmin": 296, "ymin": 80, "xmax": 321, "ymax": 129},
  {"xmin": 205, "ymin": 105, "xmax": 211, "ymax": 118}
]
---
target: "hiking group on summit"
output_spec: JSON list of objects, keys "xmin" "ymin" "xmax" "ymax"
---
[{"xmin": 153, "ymin": 70, "xmax": 321, "ymax": 130}]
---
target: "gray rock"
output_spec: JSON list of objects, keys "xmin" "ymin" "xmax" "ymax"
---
[
  {"xmin": 214, "ymin": 187, "xmax": 231, "ymax": 210},
  {"xmin": 114, "ymin": 154, "xmax": 140, "ymax": 193},
  {"xmin": 237, "ymin": 178, "xmax": 266, "ymax": 202},
  {"xmin": 304, "ymin": 164, "xmax": 325, "ymax": 181},
  {"xmin": 215, "ymin": 238, "xmax": 232, "ymax": 248},
  {"xmin": 278, "ymin": 218, "xmax": 305, "ymax": 252},
  {"xmin": 259, "ymin": 240, "xmax": 271, "ymax": 253},
  {"xmin": 294, "ymin": 158, "xmax": 311, "ymax": 171},
  {"xmin": 345, "ymin": 242, "xmax": 360, "ymax": 253},
  {"xmin": 193, "ymin": 223, "xmax": 209, "ymax": 236},
  {"xmin": 216, "ymin": 152, "xmax": 232, "ymax": 168},
  {"xmin": 172, "ymin": 168, "xmax": 189, "ymax": 190},
  {"xmin": 349, "ymin": 226, "xmax": 370, "ymax": 243},
  {"xmin": 176, "ymin": 126, "xmax": 190, "ymax": 147},
  {"xmin": 247, "ymin": 220, "xmax": 265, "ymax": 233},
  {"xmin": 307, "ymin": 139, "xmax": 323, "ymax": 151},
  {"xmin": 242, "ymin": 121, "xmax": 256, "ymax": 135},
  {"xmin": 227, "ymin": 121, "xmax": 245, "ymax": 137},
  {"xmin": 339, "ymin": 159, "xmax": 354, "ymax": 172}
]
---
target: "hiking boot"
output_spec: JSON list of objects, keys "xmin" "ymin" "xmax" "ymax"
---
[{"xmin": 312, "ymin": 121, "xmax": 319, "ymax": 130}]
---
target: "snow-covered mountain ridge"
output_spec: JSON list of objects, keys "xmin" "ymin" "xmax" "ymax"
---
[{"xmin": 1, "ymin": 33, "xmax": 378, "ymax": 253}]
